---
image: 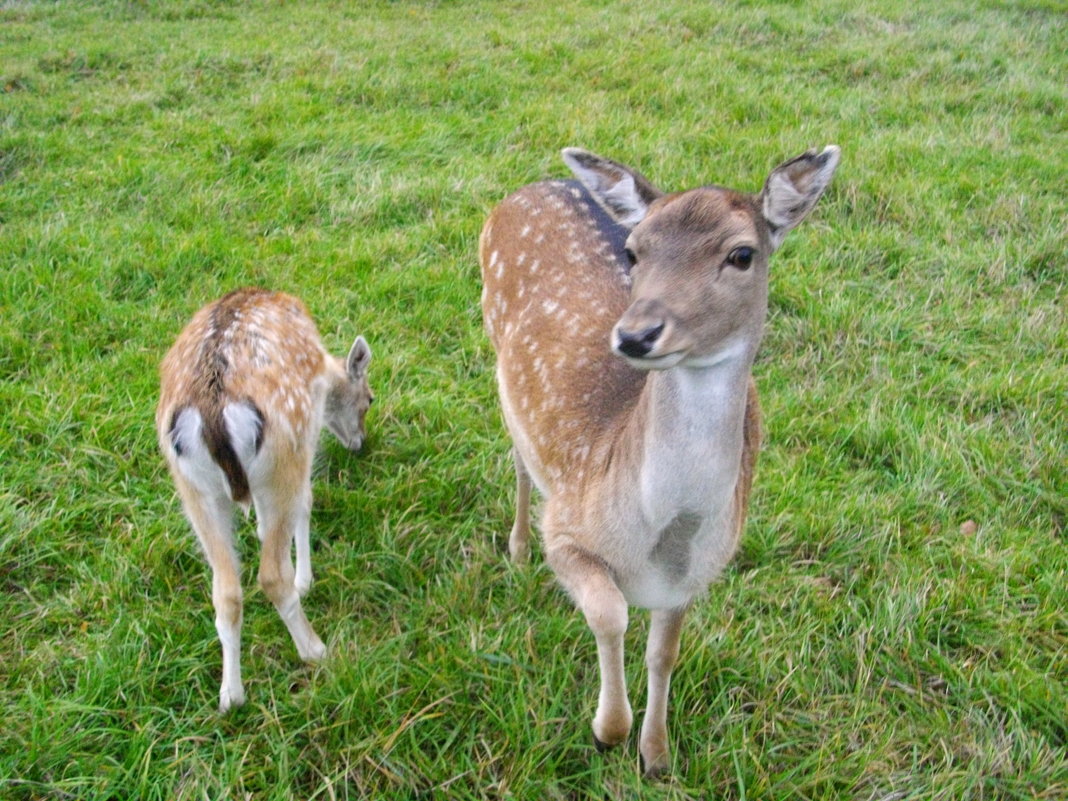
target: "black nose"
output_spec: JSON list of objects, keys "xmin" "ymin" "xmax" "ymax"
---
[{"xmin": 616, "ymin": 323, "xmax": 664, "ymax": 358}]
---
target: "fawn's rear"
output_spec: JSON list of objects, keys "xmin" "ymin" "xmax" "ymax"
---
[
  {"xmin": 156, "ymin": 288, "xmax": 373, "ymax": 712},
  {"xmin": 481, "ymin": 146, "xmax": 839, "ymax": 775}
]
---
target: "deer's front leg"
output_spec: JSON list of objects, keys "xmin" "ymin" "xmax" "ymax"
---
[
  {"xmin": 254, "ymin": 477, "xmax": 326, "ymax": 663},
  {"xmin": 293, "ymin": 483, "xmax": 314, "ymax": 596},
  {"xmin": 639, "ymin": 605, "xmax": 687, "ymax": 777},
  {"xmin": 509, "ymin": 447, "xmax": 533, "ymax": 563},
  {"xmin": 546, "ymin": 541, "xmax": 633, "ymax": 748}
]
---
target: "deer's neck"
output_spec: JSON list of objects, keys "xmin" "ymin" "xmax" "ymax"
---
[{"xmin": 624, "ymin": 353, "xmax": 754, "ymax": 526}]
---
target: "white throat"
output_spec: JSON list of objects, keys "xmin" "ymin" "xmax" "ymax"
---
[{"xmin": 637, "ymin": 354, "xmax": 753, "ymax": 526}]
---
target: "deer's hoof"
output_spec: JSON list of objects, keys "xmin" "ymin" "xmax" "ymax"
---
[{"xmin": 639, "ymin": 747, "xmax": 671, "ymax": 779}]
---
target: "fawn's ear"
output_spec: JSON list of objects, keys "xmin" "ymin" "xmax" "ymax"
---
[
  {"xmin": 562, "ymin": 148, "xmax": 664, "ymax": 228},
  {"xmin": 761, "ymin": 145, "xmax": 840, "ymax": 251},
  {"xmin": 346, "ymin": 335, "xmax": 371, "ymax": 379}
]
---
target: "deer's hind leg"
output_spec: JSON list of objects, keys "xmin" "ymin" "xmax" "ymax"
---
[
  {"xmin": 175, "ymin": 478, "xmax": 245, "ymax": 712},
  {"xmin": 252, "ymin": 454, "xmax": 326, "ymax": 663}
]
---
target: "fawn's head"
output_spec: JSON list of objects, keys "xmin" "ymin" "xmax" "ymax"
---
[
  {"xmin": 325, "ymin": 336, "xmax": 374, "ymax": 451},
  {"xmin": 563, "ymin": 146, "xmax": 840, "ymax": 370}
]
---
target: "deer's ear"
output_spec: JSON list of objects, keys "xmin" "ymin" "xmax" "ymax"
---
[
  {"xmin": 761, "ymin": 145, "xmax": 840, "ymax": 252},
  {"xmin": 562, "ymin": 148, "xmax": 664, "ymax": 228},
  {"xmin": 346, "ymin": 335, "xmax": 371, "ymax": 379}
]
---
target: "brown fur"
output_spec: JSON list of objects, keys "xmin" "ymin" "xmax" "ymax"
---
[
  {"xmin": 156, "ymin": 287, "xmax": 373, "ymax": 712},
  {"xmin": 481, "ymin": 146, "xmax": 838, "ymax": 776}
]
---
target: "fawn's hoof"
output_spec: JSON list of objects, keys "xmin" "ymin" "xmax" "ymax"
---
[
  {"xmin": 300, "ymin": 640, "xmax": 327, "ymax": 663},
  {"xmin": 219, "ymin": 685, "xmax": 246, "ymax": 713}
]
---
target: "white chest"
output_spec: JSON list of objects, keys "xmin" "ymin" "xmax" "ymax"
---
[
  {"xmin": 610, "ymin": 367, "xmax": 750, "ymax": 608},
  {"xmin": 616, "ymin": 481, "xmax": 739, "ymax": 609}
]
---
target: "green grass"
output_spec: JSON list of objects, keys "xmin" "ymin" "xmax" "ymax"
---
[{"xmin": 1, "ymin": 0, "xmax": 1064, "ymax": 798}]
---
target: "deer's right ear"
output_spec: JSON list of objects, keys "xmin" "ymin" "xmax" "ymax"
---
[
  {"xmin": 346, "ymin": 336, "xmax": 371, "ymax": 379},
  {"xmin": 761, "ymin": 145, "xmax": 841, "ymax": 252},
  {"xmin": 562, "ymin": 148, "xmax": 663, "ymax": 228}
]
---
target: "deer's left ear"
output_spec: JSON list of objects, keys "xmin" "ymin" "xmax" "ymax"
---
[
  {"xmin": 346, "ymin": 335, "xmax": 371, "ymax": 379},
  {"xmin": 761, "ymin": 145, "xmax": 840, "ymax": 252},
  {"xmin": 562, "ymin": 148, "xmax": 664, "ymax": 228}
]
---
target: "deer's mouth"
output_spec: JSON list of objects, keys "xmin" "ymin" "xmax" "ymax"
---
[{"xmin": 612, "ymin": 343, "xmax": 687, "ymax": 371}]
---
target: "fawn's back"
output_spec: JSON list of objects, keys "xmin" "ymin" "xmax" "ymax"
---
[
  {"xmin": 156, "ymin": 287, "xmax": 373, "ymax": 712},
  {"xmin": 157, "ymin": 288, "xmax": 352, "ymax": 505}
]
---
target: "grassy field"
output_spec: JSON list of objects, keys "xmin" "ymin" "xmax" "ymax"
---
[{"xmin": 1, "ymin": 0, "xmax": 1065, "ymax": 798}]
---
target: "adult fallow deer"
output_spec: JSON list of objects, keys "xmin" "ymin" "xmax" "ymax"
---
[
  {"xmin": 480, "ymin": 145, "xmax": 839, "ymax": 775},
  {"xmin": 157, "ymin": 288, "xmax": 373, "ymax": 712}
]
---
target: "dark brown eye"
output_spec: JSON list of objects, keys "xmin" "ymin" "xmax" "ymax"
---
[
  {"xmin": 727, "ymin": 246, "xmax": 755, "ymax": 269},
  {"xmin": 623, "ymin": 247, "xmax": 637, "ymax": 266}
]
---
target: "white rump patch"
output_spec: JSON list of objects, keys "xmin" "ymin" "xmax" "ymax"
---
[
  {"xmin": 169, "ymin": 406, "xmax": 203, "ymax": 459},
  {"xmin": 171, "ymin": 407, "xmax": 228, "ymax": 495},
  {"xmin": 223, "ymin": 401, "xmax": 262, "ymax": 467}
]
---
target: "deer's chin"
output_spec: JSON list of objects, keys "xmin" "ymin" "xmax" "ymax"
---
[
  {"xmin": 329, "ymin": 427, "xmax": 364, "ymax": 452},
  {"xmin": 615, "ymin": 349, "xmax": 687, "ymax": 371},
  {"xmin": 677, "ymin": 338, "xmax": 753, "ymax": 370}
]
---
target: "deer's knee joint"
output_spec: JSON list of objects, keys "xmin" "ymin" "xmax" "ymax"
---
[
  {"xmin": 584, "ymin": 596, "xmax": 628, "ymax": 638},
  {"xmin": 212, "ymin": 582, "xmax": 242, "ymax": 620},
  {"xmin": 258, "ymin": 565, "xmax": 290, "ymax": 604}
]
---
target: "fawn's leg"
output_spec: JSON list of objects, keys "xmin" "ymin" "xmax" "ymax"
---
[
  {"xmin": 176, "ymin": 480, "xmax": 245, "ymax": 712},
  {"xmin": 254, "ymin": 470, "xmax": 325, "ymax": 662},
  {"xmin": 292, "ymin": 481, "xmax": 314, "ymax": 597}
]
